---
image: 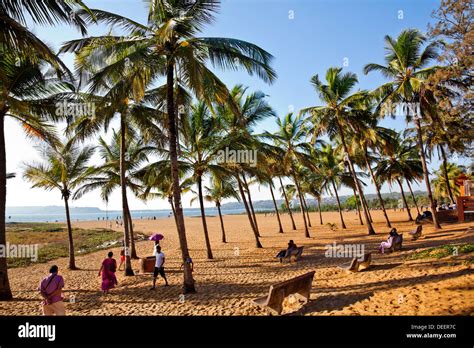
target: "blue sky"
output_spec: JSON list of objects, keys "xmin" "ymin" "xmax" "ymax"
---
[{"xmin": 8, "ymin": 0, "xmax": 464, "ymax": 210}]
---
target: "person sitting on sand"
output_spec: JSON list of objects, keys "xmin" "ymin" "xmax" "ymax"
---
[
  {"xmin": 39, "ymin": 265, "xmax": 65, "ymax": 316},
  {"xmin": 276, "ymin": 240, "xmax": 298, "ymax": 261},
  {"xmin": 285, "ymin": 240, "xmax": 298, "ymax": 256},
  {"xmin": 379, "ymin": 228, "xmax": 398, "ymax": 254},
  {"xmin": 98, "ymin": 251, "xmax": 118, "ymax": 294},
  {"xmin": 151, "ymin": 245, "xmax": 168, "ymax": 289}
]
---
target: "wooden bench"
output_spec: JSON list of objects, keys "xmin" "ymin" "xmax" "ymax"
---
[
  {"xmin": 339, "ymin": 252, "xmax": 372, "ymax": 272},
  {"xmin": 277, "ymin": 246, "xmax": 304, "ymax": 263},
  {"xmin": 409, "ymin": 225, "xmax": 423, "ymax": 241},
  {"xmin": 253, "ymin": 271, "xmax": 315, "ymax": 315},
  {"xmin": 387, "ymin": 234, "xmax": 403, "ymax": 253}
]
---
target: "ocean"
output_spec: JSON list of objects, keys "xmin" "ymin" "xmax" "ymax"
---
[{"xmin": 5, "ymin": 207, "xmax": 248, "ymax": 223}]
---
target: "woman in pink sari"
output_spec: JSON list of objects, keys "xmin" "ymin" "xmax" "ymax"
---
[{"xmin": 98, "ymin": 251, "xmax": 118, "ymax": 294}]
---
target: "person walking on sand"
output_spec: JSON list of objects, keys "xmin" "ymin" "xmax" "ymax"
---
[
  {"xmin": 98, "ymin": 251, "xmax": 118, "ymax": 294},
  {"xmin": 150, "ymin": 245, "xmax": 168, "ymax": 289},
  {"xmin": 39, "ymin": 265, "xmax": 65, "ymax": 316}
]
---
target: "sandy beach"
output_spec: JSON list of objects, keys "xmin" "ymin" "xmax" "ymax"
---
[{"xmin": 1, "ymin": 210, "xmax": 472, "ymax": 316}]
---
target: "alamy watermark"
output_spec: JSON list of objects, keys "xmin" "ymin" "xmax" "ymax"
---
[
  {"xmin": 324, "ymin": 242, "xmax": 365, "ymax": 261},
  {"xmin": 381, "ymin": 101, "xmax": 421, "ymax": 119},
  {"xmin": 0, "ymin": 243, "xmax": 38, "ymax": 262},
  {"xmin": 55, "ymin": 100, "xmax": 96, "ymax": 119},
  {"xmin": 216, "ymin": 147, "xmax": 258, "ymax": 167}
]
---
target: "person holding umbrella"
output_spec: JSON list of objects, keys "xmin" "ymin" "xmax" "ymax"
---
[{"xmin": 149, "ymin": 233, "xmax": 164, "ymax": 254}]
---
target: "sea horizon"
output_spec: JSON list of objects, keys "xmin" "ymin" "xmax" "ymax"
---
[{"xmin": 5, "ymin": 206, "xmax": 250, "ymax": 223}]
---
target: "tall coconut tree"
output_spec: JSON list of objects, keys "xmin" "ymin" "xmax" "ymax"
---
[
  {"xmin": 73, "ymin": 129, "xmax": 155, "ymax": 259},
  {"xmin": 62, "ymin": 1, "xmax": 276, "ymax": 292},
  {"xmin": 302, "ymin": 67, "xmax": 375, "ymax": 234},
  {"xmin": 180, "ymin": 102, "xmax": 228, "ymax": 259},
  {"xmin": 311, "ymin": 143, "xmax": 351, "ymax": 229},
  {"xmin": 375, "ymin": 133, "xmax": 423, "ymax": 221},
  {"xmin": 364, "ymin": 29, "xmax": 443, "ymax": 228},
  {"xmin": 432, "ymin": 163, "xmax": 464, "ymax": 202},
  {"xmin": 348, "ymin": 115, "xmax": 396, "ymax": 227},
  {"xmin": 0, "ymin": 50, "xmax": 74, "ymax": 300},
  {"xmin": 23, "ymin": 138, "xmax": 95, "ymax": 270},
  {"xmin": 201, "ymin": 174, "xmax": 240, "ymax": 243},
  {"xmin": 268, "ymin": 113, "xmax": 312, "ymax": 238}
]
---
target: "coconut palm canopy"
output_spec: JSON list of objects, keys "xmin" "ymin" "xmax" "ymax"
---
[{"xmin": 0, "ymin": 0, "xmax": 471, "ymax": 302}]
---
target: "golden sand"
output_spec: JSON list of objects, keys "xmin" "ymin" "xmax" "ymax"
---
[{"xmin": 1, "ymin": 210, "xmax": 472, "ymax": 315}]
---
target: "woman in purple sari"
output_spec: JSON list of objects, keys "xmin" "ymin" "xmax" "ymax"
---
[{"xmin": 98, "ymin": 251, "xmax": 118, "ymax": 294}]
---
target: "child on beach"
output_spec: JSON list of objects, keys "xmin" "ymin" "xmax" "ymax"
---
[
  {"xmin": 118, "ymin": 240, "xmax": 126, "ymax": 271},
  {"xmin": 151, "ymin": 245, "xmax": 168, "ymax": 289}
]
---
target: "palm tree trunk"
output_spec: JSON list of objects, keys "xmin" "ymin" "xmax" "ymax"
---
[
  {"xmin": 216, "ymin": 203, "xmax": 227, "ymax": 243},
  {"xmin": 361, "ymin": 192, "xmax": 373, "ymax": 222},
  {"xmin": 302, "ymin": 195, "xmax": 312, "ymax": 227},
  {"xmin": 406, "ymin": 180, "xmax": 421, "ymax": 215},
  {"xmin": 414, "ymin": 117, "xmax": 441, "ymax": 228},
  {"xmin": 293, "ymin": 173, "xmax": 310, "ymax": 237},
  {"xmin": 168, "ymin": 197, "xmax": 178, "ymax": 227},
  {"xmin": 63, "ymin": 194, "xmax": 77, "ymax": 270},
  {"xmin": 125, "ymin": 200, "xmax": 138, "ymax": 259},
  {"xmin": 0, "ymin": 112, "xmax": 12, "ymax": 300},
  {"xmin": 166, "ymin": 59, "xmax": 195, "ymax": 293},
  {"xmin": 396, "ymin": 178, "xmax": 413, "ymax": 221},
  {"xmin": 120, "ymin": 113, "xmax": 134, "ymax": 276},
  {"xmin": 439, "ymin": 145, "xmax": 455, "ymax": 204},
  {"xmin": 336, "ymin": 118, "xmax": 375, "ymax": 234},
  {"xmin": 316, "ymin": 196, "xmax": 323, "ymax": 225},
  {"xmin": 237, "ymin": 177, "xmax": 262, "ymax": 248},
  {"xmin": 269, "ymin": 183, "xmax": 284, "ymax": 233},
  {"xmin": 331, "ymin": 179, "xmax": 346, "ymax": 229},
  {"xmin": 352, "ymin": 187, "xmax": 364, "ymax": 225},
  {"xmin": 242, "ymin": 174, "xmax": 260, "ymax": 237},
  {"xmin": 279, "ymin": 177, "xmax": 296, "ymax": 230},
  {"xmin": 364, "ymin": 154, "xmax": 391, "ymax": 227},
  {"xmin": 197, "ymin": 174, "xmax": 213, "ymax": 259}
]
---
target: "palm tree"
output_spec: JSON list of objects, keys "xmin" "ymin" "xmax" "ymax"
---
[
  {"xmin": 0, "ymin": 49, "xmax": 74, "ymax": 301},
  {"xmin": 74, "ymin": 130, "xmax": 154, "ymax": 259},
  {"xmin": 0, "ymin": 0, "xmax": 89, "ymax": 66},
  {"xmin": 375, "ymin": 133, "xmax": 423, "ymax": 221},
  {"xmin": 312, "ymin": 143, "xmax": 348, "ymax": 229},
  {"xmin": 348, "ymin": 116, "xmax": 396, "ymax": 227},
  {"xmin": 432, "ymin": 163, "xmax": 464, "ymax": 202},
  {"xmin": 62, "ymin": 1, "xmax": 276, "ymax": 292},
  {"xmin": 270, "ymin": 113, "xmax": 312, "ymax": 238},
  {"xmin": 201, "ymin": 174, "xmax": 240, "ymax": 243},
  {"xmin": 364, "ymin": 29, "xmax": 442, "ymax": 228},
  {"xmin": 23, "ymin": 138, "xmax": 95, "ymax": 270},
  {"xmin": 301, "ymin": 168, "xmax": 325, "ymax": 225},
  {"xmin": 181, "ymin": 102, "xmax": 227, "ymax": 259},
  {"xmin": 302, "ymin": 67, "xmax": 375, "ymax": 234},
  {"xmin": 259, "ymin": 157, "xmax": 284, "ymax": 233}
]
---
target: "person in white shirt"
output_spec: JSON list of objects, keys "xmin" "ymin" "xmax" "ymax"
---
[{"xmin": 151, "ymin": 245, "xmax": 168, "ymax": 289}]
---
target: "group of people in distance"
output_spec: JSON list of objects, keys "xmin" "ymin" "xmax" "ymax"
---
[{"xmin": 38, "ymin": 238, "xmax": 170, "ymax": 316}]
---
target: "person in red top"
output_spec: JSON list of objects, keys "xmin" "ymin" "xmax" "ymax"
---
[{"xmin": 39, "ymin": 265, "xmax": 65, "ymax": 316}]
